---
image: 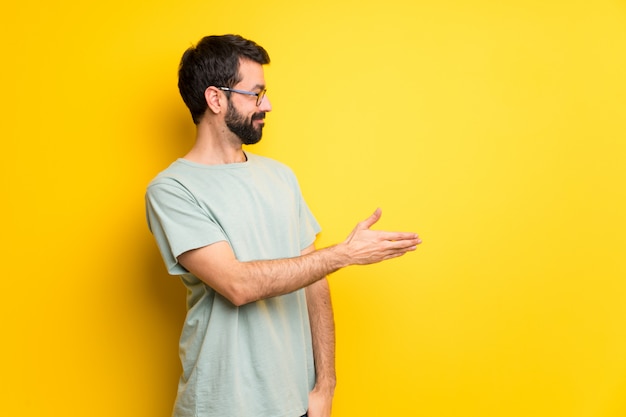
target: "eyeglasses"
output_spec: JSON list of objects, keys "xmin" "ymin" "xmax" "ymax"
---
[{"xmin": 216, "ymin": 86, "xmax": 267, "ymax": 106}]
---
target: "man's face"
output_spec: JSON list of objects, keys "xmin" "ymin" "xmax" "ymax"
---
[
  {"xmin": 224, "ymin": 59, "xmax": 271, "ymax": 145},
  {"xmin": 224, "ymin": 98, "xmax": 265, "ymax": 145}
]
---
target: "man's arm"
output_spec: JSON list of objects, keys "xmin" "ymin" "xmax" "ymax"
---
[
  {"xmin": 303, "ymin": 244, "xmax": 335, "ymax": 417},
  {"xmin": 177, "ymin": 208, "xmax": 421, "ymax": 306}
]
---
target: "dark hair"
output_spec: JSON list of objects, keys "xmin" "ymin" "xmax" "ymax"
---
[{"xmin": 178, "ymin": 34, "xmax": 270, "ymax": 124}]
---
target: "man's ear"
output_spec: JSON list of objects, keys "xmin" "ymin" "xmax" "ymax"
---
[{"xmin": 204, "ymin": 86, "xmax": 225, "ymax": 114}]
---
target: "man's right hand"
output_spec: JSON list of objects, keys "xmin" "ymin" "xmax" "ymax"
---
[{"xmin": 337, "ymin": 208, "xmax": 422, "ymax": 266}]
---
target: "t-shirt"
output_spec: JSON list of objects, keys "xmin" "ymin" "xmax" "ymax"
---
[{"xmin": 145, "ymin": 152, "xmax": 321, "ymax": 417}]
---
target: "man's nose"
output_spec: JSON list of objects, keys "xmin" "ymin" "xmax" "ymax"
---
[{"xmin": 258, "ymin": 94, "xmax": 272, "ymax": 112}]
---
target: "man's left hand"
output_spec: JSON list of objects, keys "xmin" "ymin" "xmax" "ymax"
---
[{"xmin": 307, "ymin": 387, "xmax": 333, "ymax": 417}]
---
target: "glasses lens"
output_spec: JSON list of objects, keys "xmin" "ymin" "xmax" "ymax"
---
[{"xmin": 256, "ymin": 89, "xmax": 266, "ymax": 106}]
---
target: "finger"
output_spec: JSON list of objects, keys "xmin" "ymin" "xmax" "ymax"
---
[
  {"xmin": 379, "ymin": 234, "xmax": 422, "ymax": 250},
  {"xmin": 383, "ymin": 245, "xmax": 417, "ymax": 255},
  {"xmin": 382, "ymin": 250, "xmax": 413, "ymax": 261},
  {"xmin": 374, "ymin": 231, "xmax": 420, "ymax": 242},
  {"xmin": 385, "ymin": 243, "xmax": 420, "ymax": 258},
  {"xmin": 358, "ymin": 208, "xmax": 382, "ymax": 230}
]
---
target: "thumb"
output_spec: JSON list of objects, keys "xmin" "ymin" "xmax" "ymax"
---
[{"xmin": 359, "ymin": 208, "xmax": 382, "ymax": 230}]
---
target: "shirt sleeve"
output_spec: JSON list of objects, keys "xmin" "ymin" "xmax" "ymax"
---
[{"xmin": 145, "ymin": 178, "xmax": 227, "ymax": 275}]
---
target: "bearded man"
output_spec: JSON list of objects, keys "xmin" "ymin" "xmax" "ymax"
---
[{"xmin": 145, "ymin": 34, "xmax": 421, "ymax": 417}]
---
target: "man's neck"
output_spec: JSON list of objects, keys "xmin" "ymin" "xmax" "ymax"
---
[{"xmin": 183, "ymin": 122, "xmax": 247, "ymax": 165}]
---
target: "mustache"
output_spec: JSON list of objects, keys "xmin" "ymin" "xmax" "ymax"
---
[{"xmin": 251, "ymin": 113, "xmax": 266, "ymax": 121}]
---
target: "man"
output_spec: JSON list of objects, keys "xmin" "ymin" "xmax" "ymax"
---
[{"xmin": 145, "ymin": 34, "xmax": 421, "ymax": 417}]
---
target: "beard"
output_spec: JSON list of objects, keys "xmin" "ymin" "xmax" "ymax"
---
[{"xmin": 224, "ymin": 100, "xmax": 265, "ymax": 145}]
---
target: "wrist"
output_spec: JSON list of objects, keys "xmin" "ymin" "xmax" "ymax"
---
[
  {"xmin": 312, "ymin": 375, "xmax": 336, "ymax": 394},
  {"xmin": 324, "ymin": 243, "xmax": 350, "ymax": 270}
]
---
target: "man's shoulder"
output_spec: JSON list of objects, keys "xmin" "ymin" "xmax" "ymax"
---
[{"xmin": 147, "ymin": 159, "xmax": 189, "ymax": 188}]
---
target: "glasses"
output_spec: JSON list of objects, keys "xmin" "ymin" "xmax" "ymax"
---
[{"xmin": 216, "ymin": 86, "xmax": 267, "ymax": 106}]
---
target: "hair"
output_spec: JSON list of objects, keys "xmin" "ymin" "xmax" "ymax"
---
[{"xmin": 177, "ymin": 34, "xmax": 271, "ymax": 124}]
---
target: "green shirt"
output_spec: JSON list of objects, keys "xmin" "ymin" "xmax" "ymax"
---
[{"xmin": 146, "ymin": 153, "xmax": 320, "ymax": 417}]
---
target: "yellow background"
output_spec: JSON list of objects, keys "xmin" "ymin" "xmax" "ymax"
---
[{"xmin": 2, "ymin": 1, "xmax": 625, "ymax": 416}]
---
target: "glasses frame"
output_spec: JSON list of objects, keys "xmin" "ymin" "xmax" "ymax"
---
[{"xmin": 216, "ymin": 86, "xmax": 267, "ymax": 106}]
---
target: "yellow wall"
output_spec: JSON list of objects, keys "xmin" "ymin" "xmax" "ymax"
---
[{"xmin": 3, "ymin": 1, "xmax": 626, "ymax": 416}]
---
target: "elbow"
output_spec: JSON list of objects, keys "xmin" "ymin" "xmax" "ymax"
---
[
  {"xmin": 227, "ymin": 292, "xmax": 250, "ymax": 307},
  {"xmin": 191, "ymin": 265, "xmax": 255, "ymax": 306},
  {"xmin": 220, "ymin": 281, "xmax": 256, "ymax": 307}
]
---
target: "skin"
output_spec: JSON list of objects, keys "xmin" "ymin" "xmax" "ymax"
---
[{"xmin": 178, "ymin": 58, "xmax": 422, "ymax": 417}]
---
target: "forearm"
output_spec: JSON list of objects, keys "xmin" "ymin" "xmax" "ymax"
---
[
  {"xmin": 234, "ymin": 209, "xmax": 422, "ymax": 305},
  {"xmin": 232, "ymin": 245, "xmax": 347, "ymax": 306},
  {"xmin": 305, "ymin": 278, "xmax": 336, "ymax": 392}
]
